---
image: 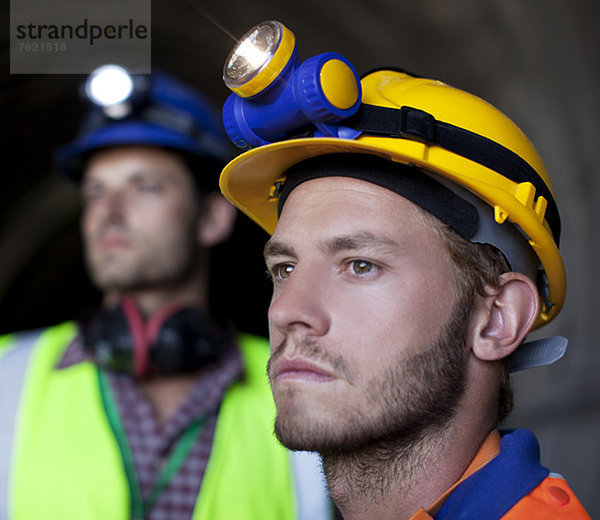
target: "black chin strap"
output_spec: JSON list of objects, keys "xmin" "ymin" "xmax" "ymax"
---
[{"xmin": 344, "ymin": 104, "xmax": 561, "ymax": 245}]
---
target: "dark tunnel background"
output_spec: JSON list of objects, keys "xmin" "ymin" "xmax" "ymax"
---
[{"xmin": 2, "ymin": 1, "xmax": 599, "ymax": 515}]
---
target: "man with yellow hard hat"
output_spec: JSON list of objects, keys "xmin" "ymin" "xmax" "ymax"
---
[{"xmin": 217, "ymin": 20, "xmax": 590, "ymax": 520}]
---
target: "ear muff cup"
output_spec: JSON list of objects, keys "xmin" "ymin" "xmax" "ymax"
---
[
  {"xmin": 149, "ymin": 307, "xmax": 222, "ymax": 374},
  {"xmin": 82, "ymin": 299, "xmax": 224, "ymax": 377}
]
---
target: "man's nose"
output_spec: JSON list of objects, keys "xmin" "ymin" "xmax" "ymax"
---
[
  {"xmin": 97, "ymin": 190, "xmax": 126, "ymax": 225},
  {"xmin": 268, "ymin": 265, "xmax": 331, "ymax": 337}
]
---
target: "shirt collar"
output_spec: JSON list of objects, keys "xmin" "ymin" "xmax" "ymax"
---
[
  {"xmin": 56, "ymin": 332, "xmax": 91, "ymax": 369},
  {"xmin": 409, "ymin": 430, "xmax": 502, "ymax": 520}
]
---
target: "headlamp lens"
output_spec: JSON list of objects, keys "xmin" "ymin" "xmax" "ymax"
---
[
  {"xmin": 223, "ymin": 21, "xmax": 283, "ymax": 89},
  {"xmin": 85, "ymin": 64, "xmax": 134, "ymax": 107}
]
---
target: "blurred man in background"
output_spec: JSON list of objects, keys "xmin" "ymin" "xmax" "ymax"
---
[{"xmin": 0, "ymin": 66, "xmax": 329, "ymax": 520}]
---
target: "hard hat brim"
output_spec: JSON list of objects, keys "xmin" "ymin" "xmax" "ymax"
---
[
  {"xmin": 219, "ymin": 135, "xmax": 565, "ymax": 327},
  {"xmin": 55, "ymin": 121, "xmax": 232, "ymax": 181}
]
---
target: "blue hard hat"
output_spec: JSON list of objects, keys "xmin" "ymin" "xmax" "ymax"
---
[{"xmin": 55, "ymin": 68, "xmax": 236, "ymax": 184}]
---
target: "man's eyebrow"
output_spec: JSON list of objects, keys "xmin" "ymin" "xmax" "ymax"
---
[
  {"xmin": 128, "ymin": 169, "xmax": 170, "ymax": 180},
  {"xmin": 264, "ymin": 239, "xmax": 296, "ymax": 260},
  {"xmin": 264, "ymin": 232, "xmax": 400, "ymax": 260},
  {"xmin": 320, "ymin": 232, "xmax": 400, "ymax": 253},
  {"xmin": 82, "ymin": 168, "xmax": 168, "ymax": 186}
]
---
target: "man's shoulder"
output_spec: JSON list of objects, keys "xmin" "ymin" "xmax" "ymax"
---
[
  {"xmin": 0, "ymin": 321, "xmax": 78, "ymax": 362},
  {"xmin": 0, "ymin": 327, "xmax": 46, "ymax": 360},
  {"xmin": 437, "ymin": 429, "xmax": 591, "ymax": 519},
  {"xmin": 502, "ymin": 472, "xmax": 591, "ymax": 519},
  {"xmin": 493, "ymin": 430, "xmax": 590, "ymax": 518}
]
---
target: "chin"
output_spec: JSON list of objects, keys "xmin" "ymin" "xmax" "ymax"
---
[
  {"xmin": 274, "ymin": 414, "xmax": 328, "ymax": 452},
  {"xmin": 274, "ymin": 414, "xmax": 376, "ymax": 453},
  {"xmin": 93, "ymin": 274, "xmax": 131, "ymax": 290},
  {"xmin": 272, "ymin": 390, "xmax": 324, "ymax": 451},
  {"xmin": 272, "ymin": 400, "xmax": 368, "ymax": 453}
]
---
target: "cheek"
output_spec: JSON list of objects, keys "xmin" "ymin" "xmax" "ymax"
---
[
  {"xmin": 81, "ymin": 209, "xmax": 97, "ymax": 239},
  {"xmin": 268, "ymin": 308, "xmax": 284, "ymax": 348},
  {"xmin": 331, "ymin": 273, "xmax": 453, "ymax": 355},
  {"xmin": 131, "ymin": 204, "xmax": 183, "ymax": 235},
  {"xmin": 151, "ymin": 200, "xmax": 197, "ymax": 231}
]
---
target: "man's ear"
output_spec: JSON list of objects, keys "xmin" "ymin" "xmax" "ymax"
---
[
  {"xmin": 197, "ymin": 193, "xmax": 237, "ymax": 247},
  {"xmin": 471, "ymin": 272, "xmax": 540, "ymax": 362}
]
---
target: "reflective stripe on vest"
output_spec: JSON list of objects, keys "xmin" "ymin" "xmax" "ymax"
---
[
  {"xmin": 0, "ymin": 329, "xmax": 43, "ymax": 520},
  {"xmin": 0, "ymin": 323, "xmax": 327, "ymax": 519},
  {"xmin": 7, "ymin": 322, "xmax": 128, "ymax": 518},
  {"xmin": 291, "ymin": 450, "xmax": 330, "ymax": 520}
]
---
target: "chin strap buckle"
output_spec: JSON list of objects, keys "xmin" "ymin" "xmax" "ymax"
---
[{"xmin": 510, "ymin": 336, "xmax": 568, "ymax": 372}]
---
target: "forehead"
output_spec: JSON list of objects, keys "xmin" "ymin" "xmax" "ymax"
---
[
  {"xmin": 275, "ymin": 176, "xmax": 434, "ymax": 239},
  {"xmin": 82, "ymin": 146, "xmax": 192, "ymax": 183}
]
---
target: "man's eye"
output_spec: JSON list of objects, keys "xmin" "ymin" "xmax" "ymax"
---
[
  {"xmin": 273, "ymin": 264, "xmax": 294, "ymax": 280},
  {"xmin": 81, "ymin": 187, "xmax": 104, "ymax": 203},
  {"xmin": 137, "ymin": 182, "xmax": 161, "ymax": 192},
  {"xmin": 350, "ymin": 260, "xmax": 375, "ymax": 275}
]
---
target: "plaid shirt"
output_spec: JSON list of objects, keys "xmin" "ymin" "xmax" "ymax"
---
[{"xmin": 59, "ymin": 332, "xmax": 243, "ymax": 520}]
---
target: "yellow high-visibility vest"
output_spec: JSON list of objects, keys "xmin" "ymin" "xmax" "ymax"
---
[{"xmin": 0, "ymin": 322, "xmax": 327, "ymax": 520}]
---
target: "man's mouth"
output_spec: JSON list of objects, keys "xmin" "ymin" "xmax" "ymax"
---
[
  {"xmin": 270, "ymin": 357, "xmax": 335, "ymax": 383},
  {"xmin": 98, "ymin": 233, "xmax": 130, "ymax": 249}
]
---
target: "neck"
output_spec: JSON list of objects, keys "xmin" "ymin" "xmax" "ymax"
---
[
  {"xmin": 106, "ymin": 270, "xmax": 209, "ymax": 425},
  {"xmin": 105, "ymin": 267, "xmax": 208, "ymax": 318},
  {"xmin": 323, "ymin": 370, "xmax": 499, "ymax": 520},
  {"xmin": 126, "ymin": 286, "xmax": 206, "ymax": 317},
  {"xmin": 140, "ymin": 373, "xmax": 199, "ymax": 425},
  {"xmin": 321, "ymin": 429, "xmax": 452, "ymax": 519}
]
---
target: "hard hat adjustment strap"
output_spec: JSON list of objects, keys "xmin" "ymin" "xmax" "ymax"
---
[
  {"xmin": 79, "ymin": 104, "xmax": 233, "ymax": 164},
  {"xmin": 345, "ymin": 104, "xmax": 561, "ymax": 245},
  {"xmin": 277, "ymin": 153, "xmax": 481, "ymax": 239},
  {"xmin": 142, "ymin": 105, "xmax": 233, "ymax": 162},
  {"xmin": 83, "ymin": 103, "xmax": 200, "ymax": 140},
  {"xmin": 510, "ymin": 336, "xmax": 567, "ymax": 372},
  {"xmin": 399, "ymin": 107, "xmax": 437, "ymax": 142}
]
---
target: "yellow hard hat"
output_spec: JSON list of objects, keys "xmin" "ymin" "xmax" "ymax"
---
[{"xmin": 220, "ymin": 69, "xmax": 565, "ymax": 327}]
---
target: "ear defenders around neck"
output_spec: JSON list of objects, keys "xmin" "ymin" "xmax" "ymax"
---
[{"xmin": 82, "ymin": 296, "xmax": 224, "ymax": 377}]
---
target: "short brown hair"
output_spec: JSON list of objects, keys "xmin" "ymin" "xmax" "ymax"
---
[{"xmin": 415, "ymin": 207, "xmax": 514, "ymax": 425}]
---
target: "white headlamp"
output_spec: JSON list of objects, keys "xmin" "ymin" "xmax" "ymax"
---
[
  {"xmin": 223, "ymin": 21, "xmax": 286, "ymax": 92},
  {"xmin": 85, "ymin": 64, "xmax": 135, "ymax": 118}
]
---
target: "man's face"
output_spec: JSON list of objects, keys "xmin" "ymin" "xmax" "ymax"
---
[
  {"xmin": 81, "ymin": 146, "xmax": 201, "ymax": 292},
  {"xmin": 265, "ymin": 176, "xmax": 469, "ymax": 453}
]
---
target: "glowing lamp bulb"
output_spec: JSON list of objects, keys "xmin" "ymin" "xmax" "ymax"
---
[
  {"xmin": 223, "ymin": 21, "xmax": 296, "ymax": 98},
  {"xmin": 232, "ymin": 34, "xmax": 273, "ymax": 72},
  {"xmin": 85, "ymin": 65, "xmax": 134, "ymax": 107}
]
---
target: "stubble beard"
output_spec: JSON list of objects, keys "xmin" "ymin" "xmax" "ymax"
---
[{"xmin": 270, "ymin": 297, "xmax": 473, "ymax": 499}]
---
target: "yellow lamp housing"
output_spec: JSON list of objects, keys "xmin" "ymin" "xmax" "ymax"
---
[{"xmin": 221, "ymin": 20, "xmax": 362, "ymax": 150}]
